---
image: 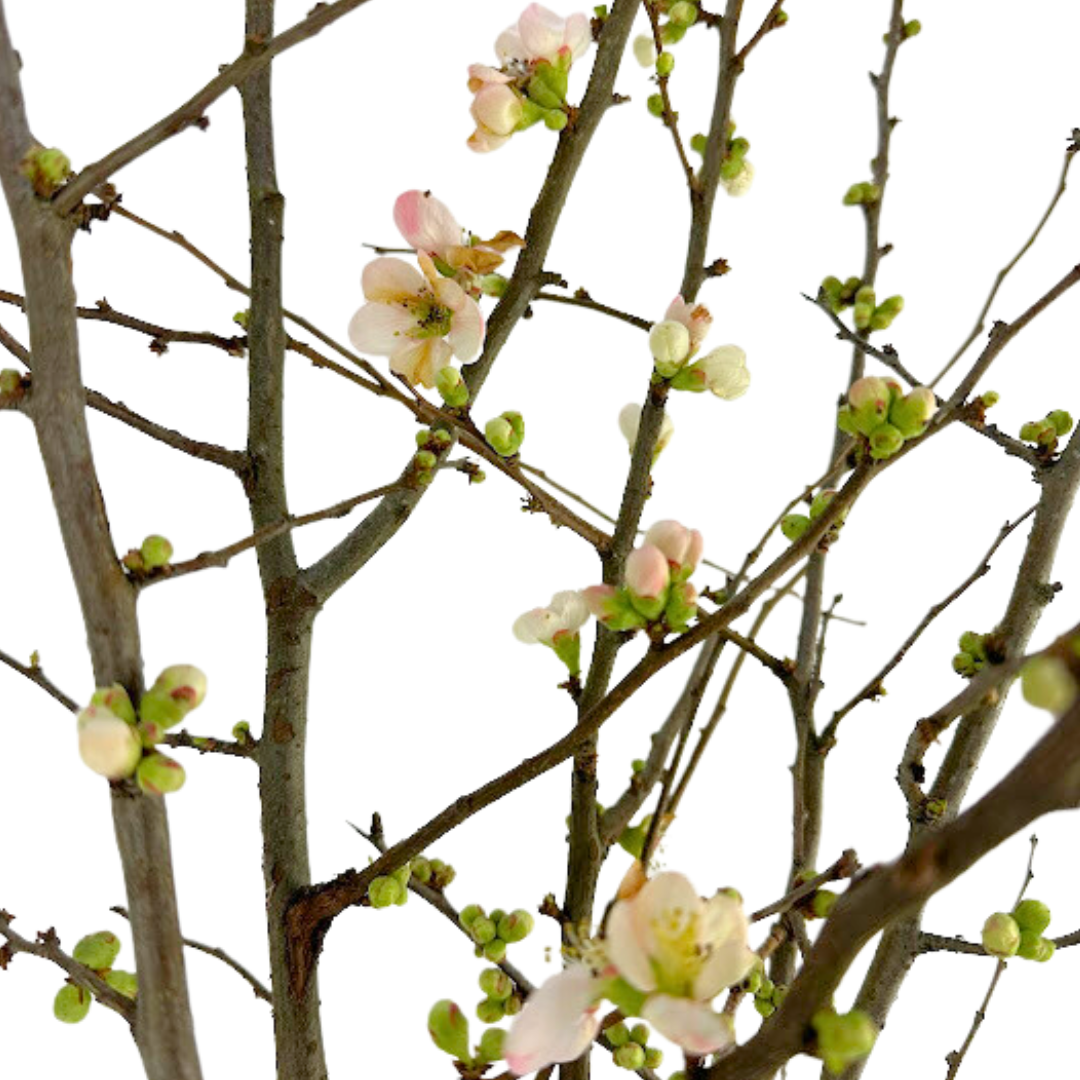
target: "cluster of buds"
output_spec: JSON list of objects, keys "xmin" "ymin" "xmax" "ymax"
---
[
  {"xmin": 719, "ymin": 122, "xmax": 754, "ymax": 197},
  {"xmin": 1021, "ymin": 652, "xmax": 1079, "ymax": 716},
  {"xmin": 857, "ymin": 286, "xmax": 904, "ymax": 332},
  {"xmin": 811, "ymin": 1009, "xmax": 878, "ymax": 1075},
  {"xmin": 513, "ymin": 591, "xmax": 590, "ymax": 675},
  {"xmin": 460, "ymin": 904, "xmax": 535, "ymax": 965},
  {"xmin": 477, "ymin": 967, "xmax": 524, "ymax": 1025},
  {"xmin": 619, "ymin": 402, "xmax": 674, "ymax": 462},
  {"xmin": 1020, "ymin": 409, "xmax": 1073, "ymax": 455},
  {"xmin": 952, "ymin": 630, "xmax": 992, "ymax": 677},
  {"xmin": 367, "ymin": 854, "xmax": 456, "ymax": 909},
  {"xmin": 412, "ymin": 426, "xmax": 453, "ymax": 487},
  {"xmin": 982, "ymin": 899, "xmax": 1055, "ymax": 962},
  {"xmin": 654, "ymin": 0, "xmax": 700, "ymax": 46},
  {"xmin": 20, "ymin": 145, "xmax": 72, "ymax": 198},
  {"xmin": 0, "ymin": 368, "xmax": 26, "ymax": 398},
  {"xmin": 842, "ymin": 181, "xmax": 882, "ymax": 207},
  {"xmin": 649, "ymin": 297, "xmax": 750, "ymax": 399},
  {"xmin": 428, "ymin": 999, "xmax": 507, "ymax": 1072},
  {"xmin": 121, "ymin": 534, "xmax": 174, "ymax": 575},
  {"xmin": 485, "ymin": 410, "xmax": 525, "ymax": 457},
  {"xmin": 820, "ymin": 275, "xmax": 862, "ymax": 314},
  {"xmin": 467, "ymin": 5, "xmax": 593, "ymax": 153},
  {"xmin": 744, "ymin": 962, "xmax": 788, "ymax": 1019},
  {"xmin": 606, "ymin": 1020, "xmax": 664, "ymax": 1070},
  {"xmin": 781, "ymin": 489, "xmax": 846, "ymax": 548},
  {"xmin": 53, "ymin": 932, "xmax": 137, "ymax": 1024},
  {"xmin": 884, "ymin": 17, "xmax": 922, "ymax": 42},
  {"xmin": 584, "ymin": 520, "xmax": 703, "ymax": 636},
  {"xmin": 77, "ymin": 665, "xmax": 208, "ymax": 795},
  {"xmin": 836, "ymin": 376, "xmax": 936, "ymax": 459}
]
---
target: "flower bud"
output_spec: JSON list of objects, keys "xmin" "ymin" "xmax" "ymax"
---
[
  {"xmin": 0, "ymin": 368, "xmax": 22, "ymax": 395},
  {"xmin": 73, "ymin": 931, "xmax": 121, "ymax": 970},
  {"xmin": 436, "ymin": 366, "xmax": 469, "ymax": 408},
  {"xmin": 812, "ymin": 1010, "xmax": 877, "ymax": 1076},
  {"xmin": 1013, "ymin": 899, "xmax": 1051, "ymax": 935},
  {"xmin": 625, "ymin": 544, "xmax": 671, "ymax": 619},
  {"xmin": 136, "ymin": 752, "xmax": 186, "ymax": 796},
  {"xmin": 645, "ymin": 520, "xmax": 703, "ymax": 578},
  {"xmin": 582, "ymin": 584, "xmax": 645, "ymax": 632},
  {"xmin": 690, "ymin": 133, "xmax": 708, "ymax": 155},
  {"xmin": 483, "ymin": 938, "xmax": 507, "ymax": 963},
  {"xmin": 656, "ymin": 51, "xmax": 675, "ymax": 76},
  {"xmin": 149, "ymin": 665, "xmax": 207, "ymax": 712},
  {"xmin": 485, "ymin": 411, "xmax": 525, "ymax": 457},
  {"xmin": 869, "ymin": 423, "xmax": 904, "ymax": 460},
  {"xmin": 410, "ymin": 856, "xmax": 433, "ymax": 885},
  {"xmin": 668, "ymin": 2, "xmax": 698, "ymax": 27},
  {"xmin": 476, "ymin": 997, "xmax": 505, "ymax": 1024},
  {"xmin": 428, "ymin": 1000, "xmax": 470, "ymax": 1061},
  {"xmin": 497, "ymin": 909, "xmax": 534, "ymax": 943},
  {"xmin": 480, "ymin": 967, "xmax": 513, "ymax": 1001},
  {"xmin": 982, "ymin": 912, "xmax": 1021, "ymax": 958},
  {"xmin": 614, "ymin": 1043, "xmax": 646, "ymax": 1070},
  {"xmin": 847, "ymin": 377, "xmax": 891, "ymax": 434},
  {"xmin": 1021, "ymin": 655, "xmax": 1078, "ymax": 714},
  {"xmin": 647, "ymin": 93, "xmax": 665, "ymax": 118},
  {"xmin": 755, "ymin": 997, "xmax": 776, "ymax": 1017},
  {"xmin": 649, "ymin": 320, "xmax": 692, "ymax": 376},
  {"xmin": 104, "ymin": 969, "xmax": 138, "ymax": 999},
  {"xmin": 459, "ymin": 904, "xmax": 485, "ymax": 929},
  {"xmin": 675, "ymin": 345, "xmax": 750, "ymax": 398},
  {"xmin": 470, "ymin": 916, "xmax": 497, "ymax": 945},
  {"xmin": 368, "ymin": 876, "xmax": 403, "ymax": 908},
  {"xmin": 664, "ymin": 581, "xmax": 698, "ymax": 633},
  {"xmin": 53, "ymin": 984, "xmax": 92, "ymax": 1024},
  {"xmin": 77, "ymin": 706, "xmax": 143, "ymax": 779},
  {"xmin": 431, "ymin": 860, "xmax": 456, "ymax": 889},
  {"xmin": 478, "ymin": 1026, "xmax": 506, "ymax": 1062},
  {"xmin": 1048, "ymin": 410, "xmax": 1074, "ymax": 436},
  {"xmin": 904, "ymin": 19, "xmax": 922, "ymax": 37},
  {"xmin": 90, "ymin": 684, "xmax": 136, "ymax": 726},
  {"xmin": 619, "ymin": 403, "xmax": 675, "ymax": 461},
  {"xmin": 604, "ymin": 1022, "xmax": 629, "ymax": 1047},
  {"xmin": 811, "ymin": 890, "xmax": 838, "ymax": 918},
  {"xmin": 140, "ymin": 535, "xmax": 173, "ymax": 570},
  {"xmin": 781, "ymin": 514, "xmax": 810, "ymax": 542},
  {"xmin": 633, "ymin": 34, "xmax": 657, "ymax": 67},
  {"xmin": 889, "ymin": 387, "xmax": 937, "ymax": 438},
  {"xmin": 543, "ymin": 108, "xmax": 569, "ymax": 132},
  {"xmin": 21, "ymin": 146, "xmax": 72, "ymax": 198}
]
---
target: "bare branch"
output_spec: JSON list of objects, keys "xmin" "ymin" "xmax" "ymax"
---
[{"xmin": 0, "ymin": 646, "xmax": 79, "ymax": 712}]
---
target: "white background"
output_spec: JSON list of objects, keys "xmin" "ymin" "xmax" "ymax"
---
[{"xmin": 1, "ymin": 2, "xmax": 1079, "ymax": 1078}]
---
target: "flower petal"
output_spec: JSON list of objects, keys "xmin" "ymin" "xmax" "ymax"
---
[
  {"xmin": 513, "ymin": 607, "xmax": 559, "ymax": 645},
  {"xmin": 619, "ymin": 403, "xmax": 641, "ymax": 448},
  {"xmin": 361, "ymin": 257, "xmax": 426, "ymax": 303},
  {"xmin": 642, "ymin": 995, "xmax": 736, "ymax": 1055},
  {"xmin": 694, "ymin": 939, "xmax": 757, "ymax": 1001},
  {"xmin": 390, "ymin": 338, "xmax": 451, "ymax": 388},
  {"xmin": 605, "ymin": 894, "xmax": 658, "ymax": 993},
  {"xmin": 518, "ymin": 4, "xmax": 567, "ymax": 62},
  {"xmin": 550, "ymin": 590, "xmax": 589, "ymax": 632},
  {"xmin": 495, "ymin": 26, "xmax": 528, "ymax": 64},
  {"xmin": 348, "ymin": 302, "xmax": 415, "ymax": 356},
  {"xmin": 504, "ymin": 966, "xmax": 602, "ymax": 1076},
  {"xmin": 447, "ymin": 295, "xmax": 485, "ymax": 361},
  {"xmin": 393, "ymin": 190, "xmax": 461, "ymax": 258},
  {"xmin": 562, "ymin": 12, "xmax": 593, "ymax": 60}
]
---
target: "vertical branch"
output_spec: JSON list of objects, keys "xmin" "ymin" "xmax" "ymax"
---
[
  {"xmin": 240, "ymin": 4, "xmax": 327, "ymax": 1079},
  {"xmin": 0, "ymin": 7, "xmax": 202, "ymax": 1079}
]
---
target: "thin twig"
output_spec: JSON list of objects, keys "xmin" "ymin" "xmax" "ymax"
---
[
  {"xmin": 111, "ymin": 906, "xmax": 270, "ymax": 1003},
  {"xmin": 732, "ymin": 0, "xmax": 787, "ymax": 67},
  {"xmin": 532, "ymin": 287, "xmax": 651, "ymax": 330},
  {"xmin": 749, "ymin": 852, "xmax": 860, "ymax": 923},
  {"xmin": 643, "ymin": 0, "xmax": 697, "ymax": 190},
  {"xmin": 163, "ymin": 730, "xmax": 256, "ymax": 759},
  {"xmin": 0, "ymin": 647, "xmax": 79, "ymax": 712}
]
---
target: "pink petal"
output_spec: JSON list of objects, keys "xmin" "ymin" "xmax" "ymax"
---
[
  {"xmin": 393, "ymin": 190, "xmax": 461, "ymax": 258},
  {"xmin": 361, "ymin": 257, "xmax": 425, "ymax": 303},
  {"xmin": 641, "ymin": 995, "xmax": 735, "ymax": 1055},
  {"xmin": 390, "ymin": 338, "xmax": 451, "ymax": 389},
  {"xmin": 562, "ymin": 13, "xmax": 593, "ymax": 60},
  {"xmin": 625, "ymin": 544, "xmax": 670, "ymax": 600},
  {"xmin": 447, "ymin": 295, "xmax": 485, "ymax": 361},
  {"xmin": 505, "ymin": 966, "xmax": 601, "ymax": 1076},
  {"xmin": 664, "ymin": 295, "xmax": 713, "ymax": 354},
  {"xmin": 518, "ymin": 4, "xmax": 568, "ymax": 62},
  {"xmin": 581, "ymin": 584, "xmax": 617, "ymax": 620},
  {"xmin": 348, "ymin": 302, "xmax": 415, "ymax": 356}
]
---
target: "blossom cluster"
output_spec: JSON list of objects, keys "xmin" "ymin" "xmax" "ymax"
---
[
  {"xmin": 836, "ymin": 375, "xmax": 936, "ymax": 459},
  {"xmin": 649, "ymin": 296, "xmax": 750, "ymax": 399}
]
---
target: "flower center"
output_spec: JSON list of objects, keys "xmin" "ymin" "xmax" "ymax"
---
[
  {"xmin": 649, "ymin": 905, "xmax": 703, "ymax": 996},
  {"xmin": 408, "ymin": 298, "xmax": 453, "ymax": 340}
]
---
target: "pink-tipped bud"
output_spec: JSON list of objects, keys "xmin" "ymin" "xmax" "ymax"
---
[
  {"xmin": 625, "ymin": 545, "xmax": 670, "ymax": 601},
  {"xmin": 644, "ymin": 521, "xmax": 703, "ymax": 578}
]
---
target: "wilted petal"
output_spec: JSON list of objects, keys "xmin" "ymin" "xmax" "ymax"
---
[
  {"xmin": 642, "ymin": 995, "xmax": 735, "ymax": 1055},
  {"xmin": 394, "ymin": 190, "xmax": 461, "ymax": 258},
  {"xmin": 348, "ymin": 302, "xmax": 415, "ymax": 356},
  {"xmin": 361, "ymin": 257, "xmax": 426, "ymax": 303},
  {"xmin": 504, "ymin": 965, "xmax": 602, "ymax": 1076},
  {"xmin": 390, "ymin": 338, "xmax": 451, "ymax": 388}
]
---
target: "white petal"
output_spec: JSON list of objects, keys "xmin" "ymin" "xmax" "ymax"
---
[
  {"xmin": 361, "ymin": 257, "xmax": 425, "ymax": 302},
  {"xmin": 549, "ymin": 590, "xmax": 589, "ymax": 632},
  {"xmin": 348, "ymin": 302, "xmax": 415, "ymax": 356},
  {"xmin": 504, "ymin": 966, "xmax": 601, "ymax": 1076},
  {"xmin": 641, "ymin": 995, "xmax": 736, "ymax": 1055},
  {"xmin": 495, "ymin": 26, "xmax": 528, "ymax": 64},
  {"xmin": 518, "ymin": 4, "xmax": 566, "ymax": 62},
  {"xmin": 562, "ymin": 13, "xmax": 593, "ymax": 60},
  {"xmin": 389, "ymin": 338, "xmax": 451, "ymax": 389},
  {"xmin": 514, "ymin": 607, "xmax": 558, "ymax": 645},
  {"xmin": 619, "ymin": 403, "xmax": 640, "ymax": 447},
  {"xmin": 447, "ymin": 296, "xmax": 485, "ymax": 361},
  {"xmin": 694, "ymin": 940, "xmax": 757, "ymax": 1001},
  {"xmin": 605, "ymin": 897, "xmax": 657, "ymax": 993}
]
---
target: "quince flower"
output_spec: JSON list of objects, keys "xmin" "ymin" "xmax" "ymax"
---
[
  {"xmin": 468, "ymin": 67, "xmax": 526, "ymax": 153},
  {"xmin": 619, "ymin": 402, "xmax": 674, "ymax": 459},
  {"xmin": 348, "ymin": 255, "xmax": 484, "ymax": 388},
  {"xmin": 513, "ymin": 590, "xmax": 589, "ymax": 646},
  {"xmin": 497, "ymin": 4, "xmax": 592, "ymax": 67},
  {"xmin": 606, "ymin": 872, "xmax": 756, "ymax": 1053}
]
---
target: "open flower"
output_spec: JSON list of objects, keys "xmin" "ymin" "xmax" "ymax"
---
[
  {"xmin": 468, "ymin": 67, "xmax": 526, "ymax": 153},
  {"xmin": 348, "ymin": 255, "xmax": 484, "ymax": 387},
  {"xmin": 504, "ymin": 964, "xmax": 604, "ymax": 1076},
  {"xmin": 496, "ymin": 4, "xmax": 592, "ymax": 67},
  {"xmin": 606, "ymin": 872, "xmax": 756, "ymax": 1053}
]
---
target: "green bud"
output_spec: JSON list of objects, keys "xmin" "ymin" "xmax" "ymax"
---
[
  {"xmin": 614, "ymin": 1043, "xmax": 647, "ymax": 1070},
  {"xmin": 527, "ymin": 60, "xmax": 569, "ymax": 110},
  {"xmin": 410, "ymin": 856, "xmax": 432, "ymax": 884},
  {"xmin": 1033, "ymin": 936, "xmax": 1055, "ymax": 962},
  {"xmin": 958, "ymin": 631, "xmax": 986, "ymax": 658},
  {"xmin": 853, "ymin": 302, "xmax": 873, "ymax": 330},
  {"xmin": 904, "ymin": 18, "xmax": 921, "ymax": 37},
  {"xmin": 431, "ymin": 860, "xmax": 456, "ymax": 889},
  {"xmin": 1020, "ymin": 420, "xmax": 1054, "ymax": 444},
  {"xmin": 745, "ymin": 967, "xmax": 763, "ymax": 994},
  {"xmin": 980, "ymin": 391, "xmax": 1000, "ymax": 408},
  {"xmin": 647, "ymin": 93, "xmax": 665, "ymax": 118},
  {"xmin": 890, "ymin": 387, "xmax": 937, "ymax": 438},
  {"xmin": 504, "ymin": 993, "xmax": 523, "ymax": 1016},
  {"xmin": 414, "ymin": 450, "xmax": 437, "ymax": 470},
  {"xmin": 690, "ymin": 133, "xmax": 708, "ymax": 155},
  {"xmin": 755, "ymin": 997, "xmax": 775, "ymax": 1018},
  {"xmin": 1048, "ymin": 410, "xmax": 1074, "ymax": 436},
  {"xmin": 811, "ymin": 890, "xmax": 838, "ymax": 918},
  {"xmin": 631, "ymin": 758, "xmax": 646, "ymax": 773},
  {"xmin": 459, "ymin": 904, "xmax": 484, "ymax": 929},
  {"xmin": 104, "ymin": 969, "xmax": 138, "ymax": 999},
  {"xmin": 497, "ymin": 910, "xmax": 534, "ymax": 943},
  {"xmin": 428, "ymin": 999, "xmax": 470, "ymax": 1061},
  {"xmin": 90, "ymin": 684, "xmax": 137, "ymax": 726},
  {"xmin": 544, "ymin": 109, "xmax": 569, "ymax": 131},
  {"xmin": 772, "ymin": 985, "xmax": 790, "ymax": 1007},
  {"xmin": 842, "ymin": 183, "xmax": 865, "ymax": 206},
  {"xmin": 1013, "ymin": 899, "xmax": 1051, "ymax": 935},
  {"xmin": 470, "ymin": 917, "xmax": 497, "ymax": 945},
  {"xmin": 781, "ymin": 514, "xmax": 811, "ymax": 542},
  {"xmin": 953, "ymin": 652, "xmax": 979, "ymax": 677},
  {"xmin": 719, "ymin": 153, "xmax": 745, "ymax": 181},
  {"xmin": 775, "ymin": 9, "xmax": 789, "ymax": 24},
  {"xmin": 477, "ymin": 997, "xmax": 506, "ymax": 1023},
  {"xmin": 367, "ymin": 876, "xmax": 404, "ymax": 908},
  {"xmin": 869, "ymin": 423, "xmax": 904, "ymax": 459},
  {"xmin": 1016, "ymin": 929, "xmax": 1045, "ymax": 960},
  {"xmin": 233, "ymin": 310, "xmax": 250, "ymax": 328},
  {"xmin": 435, "ymin": 366, "xmax": 469, "ymax": 408},
  {"xmin": 232, "ymin": 721, "xmax": 252, "ymax": 744},
  {"xmin": 483, "ymin": 938, "xmax": 507, "ymax": 963},
  {"xmin": 630, "ymin": 1023, "xmax": 650, "ymax": 1045},
  {"xmin": 1021, "ymin": 655, "xmax": 1078, "ymax": 714},
  {"xmin": 73, "ymin": 931, "xmax": 121, "ymax": 970},
  {"xmin": 480, "ymin": 967, "xmax": 513, "ymax": 1002},
  {"xmin": 809, "ymin": 490, "xmax": 839, "ymax": 521},
  {"xmin": 645, "ymin": 1047, "xmax": 664, "ymax": 1068},
  {"xmin": 607, "ymin": 1022, "xmax": 630, "ymax": 1047},
  {"xmin": 759, "ymin": 976, "xmax": 775, "ymax": 999},
  {"xmin": 669, "ymin": 1, "xmax": 698, "ymax": 27},
  {"xmin": 478, "ymin": 1026, "xmax": 506, "ymax": 1062},
  {"xmin": 53, "ymin": 984, "xmax": 92, "ymax": 1024},
  {"xmin": 490, "ymin": 908, "xmax": 507, "ymax": 926},
  {"xmin": 925, "ymin": 797, "xmax": 948, "ymax": 818},
  {"xmin": 140, "ymin": 535, "xmax": 173, "ymax": 570},
  {"xmin": 982, "ymin": 912, "xmax": 1021, "ymax": 958},
  {"xmin": 656, "ymin": 51, "xmax": 675, "ymax": 76},
  {"xmin": 136, "ymin": 752, "xmax": 187, "ymax": 796},
  {"xmin": 485, "ymin": 411, "xmax": 525, "ymax": 457},
  {"xmin": 813, "ymin": 1010, "xmax": 877, "ymax": 1075},
  {"xmin": 21, "ymin": 146, "xmax": 72, "ymax": 197},
  {"xmin": 0, "ymin": 369, "xmax": 22, "ymax": 395}
]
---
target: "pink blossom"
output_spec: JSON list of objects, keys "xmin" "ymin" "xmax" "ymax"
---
[
  {"xmin": 348, "ymin": 255, "xmax": 484, "ymax": 388},
  {"xmin": 504, "ymin": 964, "xmax": 603, "ymax": 1076},
  {"xmin": 644, "ymin": 521, "xmax": 703, "ymax": 577},
  {"xmin": 581, "ymin": 584, "xmax": 619, "ymax": 621},
  {"xmin": 625, "ymin": 544, "xmax": 670, "ymax": 601},
  {"xmin": 393, "ymin": 191, "xmax": 462, "ymax": 263},
  {"xmin": 496, "ymin": 4, "xmax": 593, "ymax": 67},
  {"xmin": 664, "ymin": 296, "xmax": 713, "ymax": 357}
]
